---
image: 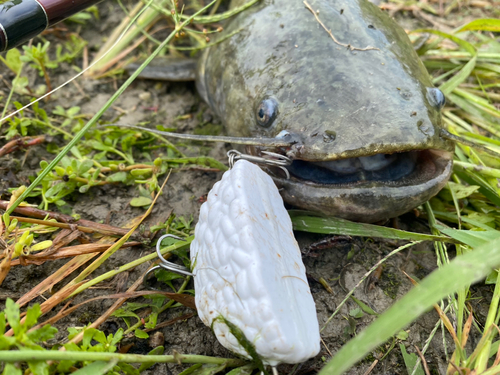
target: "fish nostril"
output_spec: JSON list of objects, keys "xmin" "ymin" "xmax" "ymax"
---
[
  {"xmin": 276, "ymin": 130, "xmax": 302, "ymax": 145},
  {"xmin": 323, "ymin": 130, "xmax": 336, "ymax": 143},
  {"xmin": 427, "ymin": 87, "xmax": 446, "ymax": 110}
]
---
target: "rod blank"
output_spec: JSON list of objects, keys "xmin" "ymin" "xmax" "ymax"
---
[{"xmin": 0, "ymin": 0, "xmax": 104, "ymax": 52}]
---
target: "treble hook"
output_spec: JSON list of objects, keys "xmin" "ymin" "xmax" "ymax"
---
[
  {"xmin": 143, "ymin": 234, "xmax": 194, "ymax": 288},
  {"xmin": 227, "ymin": 150, "xmax": 292, "ymax": 179}
]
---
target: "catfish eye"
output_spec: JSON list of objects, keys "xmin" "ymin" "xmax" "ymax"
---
[
  {"xmin": 256, "ymin": 97, "xmax": 278, "ymax": 128},
  {"xmin": 427, "ymin": 88, "xmax": 446, "ymax": 110}
]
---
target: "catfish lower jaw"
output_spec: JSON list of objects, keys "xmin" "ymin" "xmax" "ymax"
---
[{"xmin": 270, "ymin": 149, "xmax": 453, "ymax": 223}]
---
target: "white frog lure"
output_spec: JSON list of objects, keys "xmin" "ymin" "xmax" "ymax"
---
[{"xmin": 154, "ymin": 154, "xmax": 320, "ymax": 366}]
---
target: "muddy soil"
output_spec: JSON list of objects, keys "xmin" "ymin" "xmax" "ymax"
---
[{"xmin": 0, "ymin": 1, "xmax": 497, "ymax": 374}]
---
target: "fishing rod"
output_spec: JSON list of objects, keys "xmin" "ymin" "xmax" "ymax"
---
[{"xmin": 0, "ymin": 0, "xmax": 105, "ymax": 52}]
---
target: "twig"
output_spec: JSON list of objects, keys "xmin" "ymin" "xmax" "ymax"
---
[
  {"xmin": 414, "ymin": 346, "xmax": 431, "ymax": 375},
  {"xmin": 320, "ymin": 337, "xmax": 333, "ymax": 357},
  {"xmin": 362, "ymin": 360, "xmax": 379, "ymax": 375},
  {"xmin": 11, "ymin": 242, "xmax": 141, "ymax": 266},
  {"xmin": 303, "ymin": 1, "xmax": 379, "ymax": 52},
  {"xmin": 0, "ymin": 202, "xmax": 140, "ymax": 238},
  {"xmin": 16, "ymin": 255, "xmax": 99, "ymax": 308},
  {"xmin": 8, "ymin": 216, "xmax": 119, "ymax": 236},
  {"xmin": 0, "ymin": 136, "xmax": 46, "ymax": 157}
]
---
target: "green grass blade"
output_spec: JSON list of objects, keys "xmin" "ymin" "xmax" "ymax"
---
[
  {"xmin": 319, "ymin": 237, "xmax": 500, "ymax": 375},
  {"xmin": 435, "ymin": 226, "xmax": 500, "ymax": 247},
  {"xmin": 454, "ymin": 169, "xmax": 500, "ymax": 207},
  {"xmin": 289, "ymin": 212, "xmax": 456, "ymax": 243},
  {"xmin": 413, "ymin": 29, "xmax": 476, "ymax": 55},
  {"xmin": 457, "ymin": 19, "xmax": 500, "ymax": 33},
  {"xmin": 440, "ymin": 55, "xmax": 478, "ymax": 95}
]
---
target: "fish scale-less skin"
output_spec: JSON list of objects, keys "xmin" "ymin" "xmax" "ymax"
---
[
  {"xmin": 195, "ymin": 0, "xmax": 454, "ymax": 222},
  {"xmin": 190, "ymin": 160, "xmax": 320, "ymax": 365}
]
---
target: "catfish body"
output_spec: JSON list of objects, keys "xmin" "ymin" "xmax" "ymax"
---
[{"xmin": 195, "ymin": 0, "xmax": 453, "ymax": 222}]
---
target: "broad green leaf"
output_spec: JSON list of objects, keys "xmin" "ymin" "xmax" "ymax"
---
[
  {"xmin": 178, "ymin": 364, "xmax": 204, "ymax": 375},
  {"xmin": 349, "ymin": 308, "xmax": 364, "ymax": 319},
  {"xmin": 44, "ymin": 182, "xmax": 70, "ymax": 199},
  {"xmin": 2, "ymin": 364, "xmax": 22, "ymax": 375},
  {"xmin": 82, "ymin": 328, "xmax": 98, "ymax": 349},
  {"xmin": 5, "ymin": 299, "xmax": 21, "ymax": 336},
  {"xmin": 135, "ymin": 329, "xmax": 149, "ymax": 339},
  {"xmin": 110, "ymin": 329, "xmax": 124, "ymax": 346},
  {"xmin": 130, "ymin": 168, "xmax": 152, "ymax": 177},
  {"xmin": 27, "ymin": 360, "xmax": 49, "ymax": 375},
  {"xmin": 106, "ymin": 171, "xmax": 128, "ymax": 182},
  {"xmin": 115, "ymin": 362, "xmax": 140, "ymax": 375},
  {"xmin": 27, "ymin": 325, "xmax": 58, "ymax": 343},
  {"xmin": 25, "ymin": 304, "xmax": 42, "ymax": 330},
  {"xmin": 396, "ymin": 331, "xmax": 409, "ymax": 341},
  {"xmin": 30, "ymin": 241, "xmax": 53, "ymax": 252},
  {"xmin": 71, "ymin": 360, "xmax": 119, "ymax": 375},
  {"xmin": 144, "ymin": 313, "xmax": 158, "ymax": 329},
  {"xmin": 320, "ymin": 237, "xmax": 500, "ymax": 375},
  {"xmin": 399, "ymin": 344, "xmax": 425, "ymax": 375},
  {"xmin": 444, "ymin": 182, "xmax": 480, "ymax": 200},
  {"xmin": 2, "ymin": 48, "xmax": 22, "ymax": 74},
  {"xmin": 485, "ymin": 270, "xmax": 498, "ymax": 285},
  {"xmin": 0, "ymin": 334, "xmax": 17, "ymax": 350},
  {"xmin": 67, "ymin": 106, "xmax": 81, "ymax": 116},
  {"xmin": 130, "ymin": 197, "xmax": 152, "ymax": 207},
  {"xmin": 92, "ymin": 330, "xmax": 107, "ymax": 344},
  {"xmin": 78, "ymin": 159, "xmax": 94, "ymax": 175},
  {"xmin": 155, "ymin": 269, "xmax": 184, "ymax": 283},
  {"xmin": 351, "ymin": 296, "xmax": 378, "ymax": 316},
  {"xmin": 112, "ymin": 310, "xmax": 140, "ymax": 320}
]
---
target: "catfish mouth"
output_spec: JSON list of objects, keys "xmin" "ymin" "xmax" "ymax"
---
[{"xmin": 281, "ymin": 149, "xmax": 450, "ymax": 187}]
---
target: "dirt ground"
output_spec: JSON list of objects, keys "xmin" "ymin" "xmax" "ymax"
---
[{"xmin": 0, "ymin": 1, "xmax": 498, "ymax": 374}]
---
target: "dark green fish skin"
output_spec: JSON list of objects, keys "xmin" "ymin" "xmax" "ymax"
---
[{"xmin": 194, "ymin": 0, "xmax": 454, "ymax": 222}]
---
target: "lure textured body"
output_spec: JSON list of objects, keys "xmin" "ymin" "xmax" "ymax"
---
[{"xmin": 190, "ymin": 160, "xmax": 320, "ymax": 365}]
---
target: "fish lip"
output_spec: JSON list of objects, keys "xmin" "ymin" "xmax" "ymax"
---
[{"xmin": 269, "ymin": 149, "xmax": 453, "ymax": 222}]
